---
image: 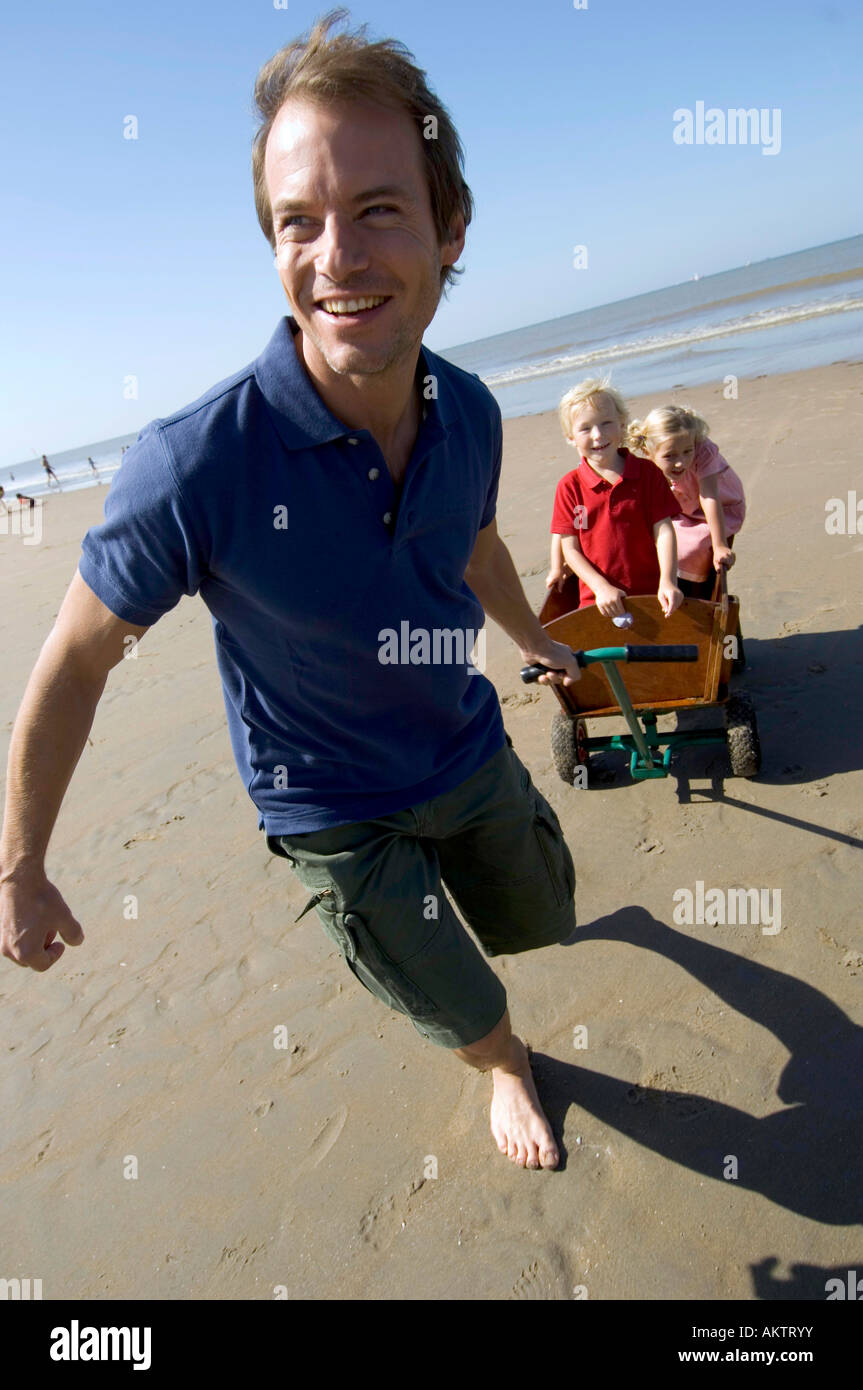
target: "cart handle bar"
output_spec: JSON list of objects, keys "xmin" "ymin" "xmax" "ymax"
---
[{"xmin": 520, "ymin": 644, "xmax": 699, "ymax": 683}]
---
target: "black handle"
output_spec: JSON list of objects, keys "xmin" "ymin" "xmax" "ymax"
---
[
  {"xmin": 624, "ymin": 645, "xmax": 698, "ymax": 663},
  {"xmin": 521, "ymin": 653, "xmax": 586, "ymax": 682},
  {"xmin": 520, "ymin": 643, "xmax": 698, "ymax": 683}
]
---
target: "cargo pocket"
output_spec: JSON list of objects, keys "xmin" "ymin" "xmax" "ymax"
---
[
  {"xmin": 532, "ymin": 808, "xmax": 573, "ymax": 908},
  {"xmin": 338, "ymin": 911, "xmax": 440, "ymax": 1021}
]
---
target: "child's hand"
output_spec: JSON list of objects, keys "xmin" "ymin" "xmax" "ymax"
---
[
  {"xmin": 658, "ymin": 582, "xmax": 684, "ymax": 616},
  {"xmin": 545, "ymin": 566, "xmax": 566, "ymax": 591},
  {"xmin": 713, "ymin": 545, "xmax": 735, "ymax": 571},
  {"xmin": 594, "ymin": 581, "xmax": 628, "ymax": 617}
]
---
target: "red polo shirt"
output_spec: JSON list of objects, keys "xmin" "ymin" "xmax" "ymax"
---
[{"xmin": 551, "ymin": 449, "xmax": 681, "ymax": 607}]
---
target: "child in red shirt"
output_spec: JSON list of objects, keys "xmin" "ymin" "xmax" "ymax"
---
[{"xmin": 547, "ymin": 380, "xmax": 684, "ymax": 617}]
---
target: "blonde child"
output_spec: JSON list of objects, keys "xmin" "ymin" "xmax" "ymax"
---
[
  {"xmin": 627, "ymin": 406, "xmax": 746, "ymax": 598},
  {"xmin": 547, "ymin": 379, "xmax": 684, "ymax": 617}
]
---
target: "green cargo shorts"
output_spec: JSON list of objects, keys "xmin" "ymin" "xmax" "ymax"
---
[{"xmin": 265, "ymin": 737, "xmax": 576, "ymax": 1049}]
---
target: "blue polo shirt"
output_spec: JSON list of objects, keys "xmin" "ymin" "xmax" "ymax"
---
[{"xmin": 78, "ymin": 317, "xmax": 506, "ymax": 833}]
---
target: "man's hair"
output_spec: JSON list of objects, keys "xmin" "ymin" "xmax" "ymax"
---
[{"xmin": 251, "ymin": 8, "xmax": 473, "ymax": 292}]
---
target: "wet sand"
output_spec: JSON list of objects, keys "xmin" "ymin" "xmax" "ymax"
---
[{"xmin": 1, "ymin": 361, "xmax": 862, "ymax": 1300}]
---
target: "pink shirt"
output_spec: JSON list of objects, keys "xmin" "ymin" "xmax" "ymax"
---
[{"xmin": 667, "ymin": 438, "xmax": 746, "ymax": 530}]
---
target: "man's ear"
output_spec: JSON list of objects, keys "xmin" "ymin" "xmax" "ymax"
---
[{"xmin": 441, "ymin": 211, "xmax": 467, "ymax": 268}]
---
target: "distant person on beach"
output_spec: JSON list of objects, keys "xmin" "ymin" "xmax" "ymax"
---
[
  {"xmin": 628, "ymin": 407, "xmax": 746, "ymax": 599},
  {"xmin": 87, "ymin": 457, "xmax": 99, "ymax": 478},
  {"xmin": 547, "ymin": 379, "xmax": 684, "ymax": 617},
  {"xmin": 0, "ymin": 11, "xmax": 581, "ymax": 1172},
  {"xmin": 41, "ymin": 455, "xmax": 61, "ymax": 490},
  {"xmin": 15, "ymin": 493, "xmax": 36, "ymax": 510},
  {"xmin": 0, "ymin": 486, "xmax": 7, "ymax": 514}
]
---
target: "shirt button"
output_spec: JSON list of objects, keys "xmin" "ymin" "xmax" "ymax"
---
[
  {"xmin": 347, "ymin": 437, "xmax": 359, "ymax": 445},
  {"xmin": 383, "ymin": 512, "xmax": 392, "ymax": 524},
  {"xmin": 368, "ymin": 467, "xmax": 380, "ymax": 480}
]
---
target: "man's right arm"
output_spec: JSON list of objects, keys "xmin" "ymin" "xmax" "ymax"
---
[{"xmin": 0, "ymin": 570, "xmax": 149, "ymax": 972}]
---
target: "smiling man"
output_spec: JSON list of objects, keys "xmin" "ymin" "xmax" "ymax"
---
[{"xmin": 0, "ymin": 10, "xmax": 581, "ymax": 1171}]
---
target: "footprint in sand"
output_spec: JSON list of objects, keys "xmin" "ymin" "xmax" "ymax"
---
[
  {"xmin": 292, "ymin": 1105, "xmax": 348, "ymax": 1183},
  {"xmin": 629, "ymin": 1058, "xmax": 722, "ymax": 1120},
  {"xmin": 803, "ymin": 780, "xmax": 829, "ymax": 797},
  {"xmin": 35, "ymin": 1129, "xmax": 53, "ymax": 1163},
  {"xmin": 358, "ymin": 1174, "xmax": 426, "ymax": 1251},
  {"xmin": 2, "ymin": 1127, "xmax": 55, "ymax": 1181},
  {"xmin": 509, "ymin": 1250, "xmax": 571, "ymax": 1300}
]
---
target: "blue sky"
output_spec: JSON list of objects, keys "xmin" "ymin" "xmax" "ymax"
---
[{"xmin": 2, "ymin": 0, "xmax": 861, "ymax": 465}]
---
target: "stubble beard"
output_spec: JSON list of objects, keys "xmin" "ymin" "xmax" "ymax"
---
[{"xmin": 301, "ymin": 273, "xmax": 443, "ymax": 379}]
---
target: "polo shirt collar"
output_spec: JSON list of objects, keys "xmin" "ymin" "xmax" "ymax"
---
[
  {"xmin": 577, "ymin": 447, "xmax": 640, "ymax": 489},
  {"xmin": 254, "ymin": 315, "xmax": 451, "ymax": 454}
]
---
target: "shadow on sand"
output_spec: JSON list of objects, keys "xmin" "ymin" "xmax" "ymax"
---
[{"xmin": 535, "ymin": 908, "xmax": 862, "ymax": 1295}]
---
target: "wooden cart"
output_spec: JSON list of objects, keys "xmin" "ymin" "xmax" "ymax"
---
[{"xmin": 522, "ymin": 569, "xmax": 761, "ymax": 783}]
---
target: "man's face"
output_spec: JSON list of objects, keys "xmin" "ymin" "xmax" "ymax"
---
[{"xmin": 265, "ymin": 97, "xmax": 464, "ymax": 378}]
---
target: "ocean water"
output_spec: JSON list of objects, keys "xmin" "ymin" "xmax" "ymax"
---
[
  {"xmin": 1, "ymin": 434, "xmax": 131, "ymax": 499},
  {"xmin": 439, "ymin": 234, "xmax": 863, "ymax": 418},
  {"xmin": 6, "ymin": 236, "xmax": 861, "ymax": 497}
]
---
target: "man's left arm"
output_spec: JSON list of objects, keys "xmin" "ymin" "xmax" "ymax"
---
[{"xmin": 464, "ymin": 520, "xmax": 580, "ymax": 688}]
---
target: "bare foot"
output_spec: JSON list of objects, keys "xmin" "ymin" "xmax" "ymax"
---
[{"xmin": 490, "ymin": 1036, "xmax": 559, "ymax": 1169}]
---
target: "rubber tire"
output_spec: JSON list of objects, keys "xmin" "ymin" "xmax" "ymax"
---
[
  {"xmin": 551, "ymin": 713, "xmax": 590, "ymax": 786},
  {"xmin": 725, "ymin": 692, "xmax": 761, "ymax": 777}
]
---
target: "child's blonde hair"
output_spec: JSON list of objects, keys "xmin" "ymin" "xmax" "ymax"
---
[
  {"xmin": 558, "ymin": 378, "xmax": 629, "ymax": 443},
  {"xmin": 627, "ymin": 405, "xmax": 709, "ymax": 458}
]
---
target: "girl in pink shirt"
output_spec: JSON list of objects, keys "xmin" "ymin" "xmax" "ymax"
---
[{"xmin": 628, "ymin": 406, "xmax": 746, "ymax": 596}]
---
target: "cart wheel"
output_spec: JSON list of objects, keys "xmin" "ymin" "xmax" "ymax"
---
[
  {"xmin": 551, "ymin": 713, "xmax": 590, "ymax": 786},
  {"xmin": 725, "ymin": 692, "xmax": 761, "ymax": 777}
]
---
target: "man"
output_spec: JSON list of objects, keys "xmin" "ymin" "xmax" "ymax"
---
[{"xmin": 0, "ymin": 11, "xmax": 580, "ymax": 1171}]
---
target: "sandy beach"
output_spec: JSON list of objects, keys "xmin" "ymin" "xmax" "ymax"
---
[{"xmin": 2, "ymin": 361, "xmax": 861, "ymax": 1301}]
